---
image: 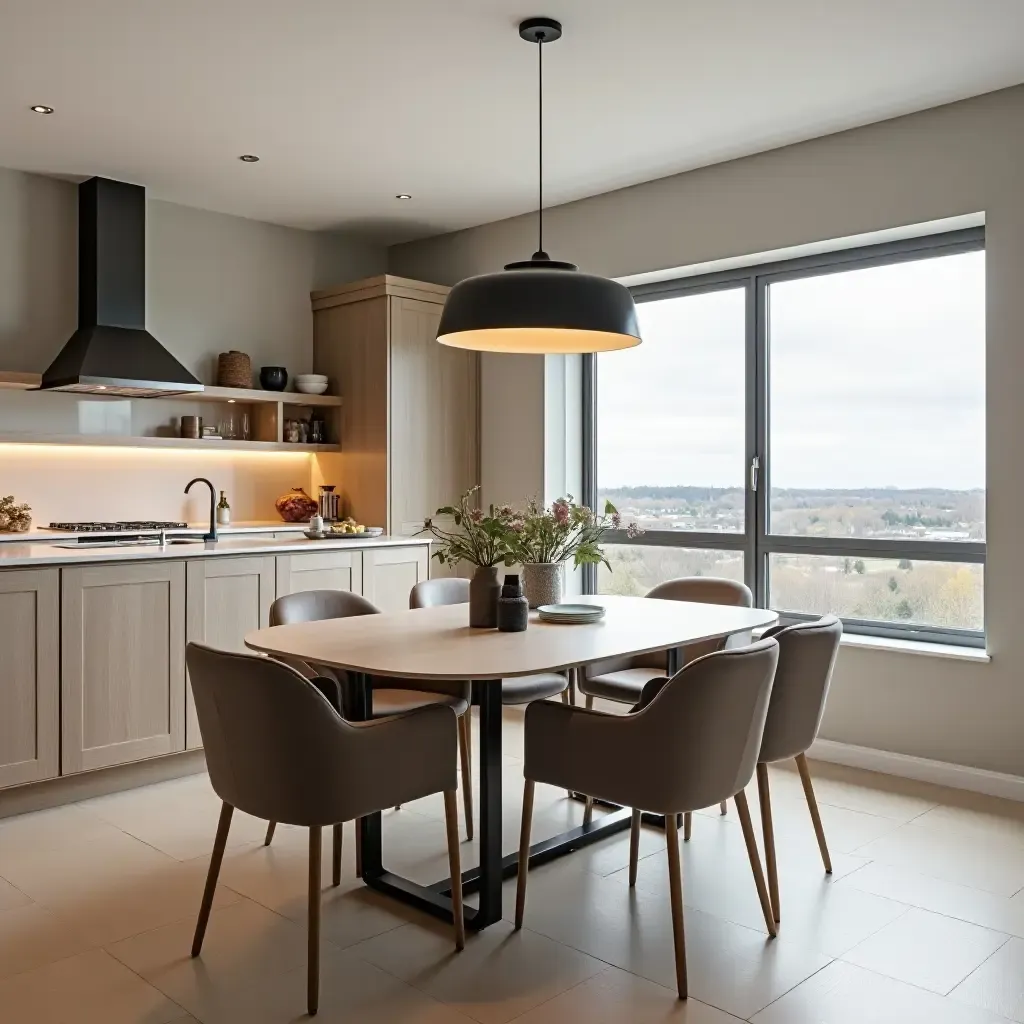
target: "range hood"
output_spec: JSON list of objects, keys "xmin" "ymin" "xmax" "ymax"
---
[{"xmin": 39, "ymin": 177, "xmax": 203, "ymax": 397}]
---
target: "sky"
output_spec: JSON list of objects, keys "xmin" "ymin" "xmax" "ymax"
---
[{"xmin": 596, "ymin": 250, "xmax": 986, "ymax": 491}]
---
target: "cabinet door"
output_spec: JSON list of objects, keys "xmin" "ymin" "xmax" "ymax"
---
[
  {"xmin": 275, "ymin": 550, "xmax": 362, "ymax": 597},
  {"xmin": 62, "ymin": 561, "xmax": 186, "ymax": 773},
  {"xmin": 185, "ymin": 556, "xmax": 275, "ymax": 750},
  {"xmin": 389, "ymin": 296, "xmax": 480, "ymax": 536},
  {"xmin": 362, "ymin": 545, "xmax": 429, "ymax": 614},
  {"xmin": 0, "ymin": 569, "xmax": 59, "ymax": 789}
]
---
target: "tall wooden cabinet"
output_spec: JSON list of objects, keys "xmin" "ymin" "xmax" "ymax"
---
[
  {"xmin": 311, "ymin": 275, "xmax": 480, "ymax": 538},
  {"xmin": 0, "ymin": 569, "xmax": 59, "ymax": 788}
]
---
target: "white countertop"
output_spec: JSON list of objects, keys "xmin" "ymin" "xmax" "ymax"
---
[
  {"xmin": 0, "ymin": 520, "xmax": 308, "ymax": 543},
  {"xmin": 0, "ymin": 533, "xmax": 430, "ymax": 568}
]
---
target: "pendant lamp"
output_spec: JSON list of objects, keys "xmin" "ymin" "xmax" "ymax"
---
[{"xmin": 437, "ymin": 18, "xmax": 642, "ymax": 354}]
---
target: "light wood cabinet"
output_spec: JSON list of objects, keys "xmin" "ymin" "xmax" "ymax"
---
[
  {"xmin": 62, "ymin": 561, "xmax": 186, "ymax": 773},
  {"xmin": 275, "ymin": 550, "xmax": 362, "ymax": 597},
  {"xmin": 362, "ymin": 545, "xmax": 430, "ymax": 613},
  {"xmin": 0, "ymin": 569, "xmax": 59, "ymax": 789},
  {"xmin": 311, "ymin": 275, "xmax": 480, "ymax": 537},
  {"xmin": 185, "ymin": 556, "xmax": 275, "ymax": 750}
]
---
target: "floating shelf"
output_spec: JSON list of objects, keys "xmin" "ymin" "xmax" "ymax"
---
[{"xmin": 0, "ymin": 431, "xmax": 338, "ymax": 453}]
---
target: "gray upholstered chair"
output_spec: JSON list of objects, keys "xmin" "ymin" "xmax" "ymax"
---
[
  {"xmin": 263, "ymin": 589, "xmax": 474, "ymax": 843},
  {"xmin": 755, "ymin": 614, "xmax": 843, "ymax": 923},
  {"xmin": 515, "ymin": 639, "xmax": 780, "ymax": 999},
  {"xmin": 579, "ymin": 577, "xmax": 753, "ymax": 824},
  {"xmin": 186, "ymin": 643, "xmax": 464, "ymax": 1016}
]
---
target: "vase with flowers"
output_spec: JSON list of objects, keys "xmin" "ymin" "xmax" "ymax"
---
[
  {"xmin": 422, "ymin": 487, "xmax": 518, "ymax": 628},
  {"xmin": 507, "ymin": 496, "xmax": 642, "ymax": 608}
]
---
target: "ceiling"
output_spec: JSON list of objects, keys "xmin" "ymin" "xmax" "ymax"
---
[{"xmin": 2, "ymin": 0, "xmax": 1024, "ymax": 244}]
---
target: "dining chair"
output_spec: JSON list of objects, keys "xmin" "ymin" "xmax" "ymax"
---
[
  {"xmin": 186, "ymin": 643, "xmax": 464, "ymax": 1016},
  {"xmin": 755, "ymin": 614, "xmax": 843, "ymax": 923},
  {"xmin": 515, "ymin": 638, "xmax": 780, "ymax": 999},
  {"xmin": 262, "ymin": 589, "xmax": 474, "ymax": 845},
  {"xmin": 578, "ymin": 577, "xmax": 753, "ymax": 824}
]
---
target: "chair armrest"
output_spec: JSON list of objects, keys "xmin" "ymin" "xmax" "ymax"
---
[{"xmin": 631, "ymin": 676, "xmax": 669, "ymax": 714}]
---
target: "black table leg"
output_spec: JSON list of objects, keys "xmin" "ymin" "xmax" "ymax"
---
[
  {"xmin": 351, "ymin": 672, "xmax": 383, "ymax": 877},
  {"xmin": 475, "ymin": 681, "xmax": 503, "ymax": 927}
]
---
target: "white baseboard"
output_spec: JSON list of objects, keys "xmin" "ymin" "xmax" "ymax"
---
[{"xmin": 808, "ymin": 739, "xmax": 1024, "ymax": 803}]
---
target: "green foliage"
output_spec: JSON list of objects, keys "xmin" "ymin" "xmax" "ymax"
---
[
  {"xmin": 420, "ymin": 487, "xmax": 517, "ymax": 568},
  {"xmin": 898, "ymin": 559, "xmax": 913, "ymax": 570},
  {"xmin": 853, "ymin": 559, "xmax": 866, "ymax": 574},
  {"xmin": 887, "ymin": 576, "xmax": 899, "ymax": 592}
]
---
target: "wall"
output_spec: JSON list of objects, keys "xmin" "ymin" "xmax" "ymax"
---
[
  {"xmin": 0, "ymin": 166, "xmax": 385, "ymax": 521},
  {"xmin": 390, "ymin": 84, "xmax": 1024, "ymax": 778}
]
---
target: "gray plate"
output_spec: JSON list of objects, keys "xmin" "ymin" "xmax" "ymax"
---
[{"xmin": 537, "ymin": 603, "xmax": 606, "ymax": 623}]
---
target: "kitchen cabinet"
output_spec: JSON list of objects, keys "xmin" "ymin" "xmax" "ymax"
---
[
  {"xmin": 311, "ymin": 275, "xmax": 480, "ymax": 536},
  {"xmin": 362, "ymin": 545, "xmax": 430, "ymax": 613},
  {"xmin": 62, "ymin": 561, "xmax": 186, "ymax": 773},
  {"xmin": 185, "ymin": 556, "xmax": 275, "ymax": 750},
  {"xmin": 275, "ymin": 550, "xmax": 362, "ymax": 597},
  {"xmin": 0, "ymin": 569, "xmax": 59, "ymax": 789}
]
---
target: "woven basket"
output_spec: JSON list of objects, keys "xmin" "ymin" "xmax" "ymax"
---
[{"xmin": 217, "ymin": 350, "xmax": 252, "ymax": 388}]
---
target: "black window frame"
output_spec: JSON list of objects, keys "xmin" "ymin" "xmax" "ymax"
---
[{"xmin": 583, "ymin": 227, "xmax": 986, "ymax": 647}]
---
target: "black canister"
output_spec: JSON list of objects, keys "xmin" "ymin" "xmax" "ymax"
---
[{"xmin": 497, "ymin": 572, "xmax": 529, "ymax": 632}]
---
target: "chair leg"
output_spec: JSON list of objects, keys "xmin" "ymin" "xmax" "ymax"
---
[
  {"xmin": 628, "ymin": 808, "xmax": 641, "ymax": 887},
  {"xmin": 585, "ymin": 694, "xmax": 594, "ymax": 711},
  {"xmin": 332, "ymin": 823, "xmax": 342, "ymax": 887},
  {"xmin": 355, "ymin": 818, "xmax": 362, "ymax": 879},
  {"xmin": 664, "ymin": 813, "xmax": 688, "ymax": 999},
  {"xmin": 458, "ymin": 712, "xmax": 475, "ymax": 841},
  {"xmin": 583, "ymin": 796, "xmax": 594, "ymax": 826},
  {"xmin": 683, "ymin": 811, "xmax": 692, "ymax": 842},
  {"xmin": 796, "ymin": 753, "xmax": 832, "ymax": 874},
  {"xmin": 264, "ymin": 820, "xmax": 276, "ymax": 846},
  {"xmin": 443, "ymin": 790, "xmax": 466, "ymax": 951},
  {"xmin": 734, "ymin": 790, "xmax": 777, "ymax": 938},
  {"xmin": 308, "ymin": 826, "xmax": 322, "ymax": 1016},
  {"xmin": 757, "ymin": 763, "xmax": 780, "ymax": 922},
  {"xmin": 720, "ymin": 801, "xmax": 728, "ymax": 816},
  {"xmin": 192, "ymin": 801, "xmax": 233, "ymax": 957},
  {"xmin": 515, "ymin": 779, "xmax": 536, "ymax": 929}
]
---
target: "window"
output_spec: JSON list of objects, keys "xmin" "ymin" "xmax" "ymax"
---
[{"xmin": 586, "ymin": 230, "xmax": 986, "ymax": 645}]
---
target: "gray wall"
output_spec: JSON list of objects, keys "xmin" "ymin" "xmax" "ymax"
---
[
  {"xmin": 0, "ymin": 166, "xmax": 385, "ymax": 380},
  {"xmin": 390, "ymin": 84, "xmax": 1024, "ymax": 778}
]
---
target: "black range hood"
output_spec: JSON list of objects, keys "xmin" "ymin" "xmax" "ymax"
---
[{"xmin": 39, "ymin": 177, "xmax": 203, "ymax": 397}]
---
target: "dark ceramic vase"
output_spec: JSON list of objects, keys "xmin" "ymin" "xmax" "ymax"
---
[
  {"xmin": 497, "ymin": 573, "xmax": 529, "ymax": 632},
  {"xmin": 260, "ymin": 366, "xmax": 288, "ymax": 391},
  {"xmin": 469, "ymin": 565, "xmax": 501, "ymax": 628}
]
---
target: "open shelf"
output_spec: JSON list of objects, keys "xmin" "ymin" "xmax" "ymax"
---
[{"xmin": 0, "ymin": 431, "xmax": 338, "ymax": 452}]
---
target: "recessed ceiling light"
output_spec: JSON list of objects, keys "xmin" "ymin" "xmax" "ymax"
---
[
  {"xmin": 30, "ymin": 105, "xmax": 54, "ymax": 114},
  {"xmin": 395, "ymin": 193, "xmax": 412, "ymax": 200},
  {"xmin": 239, "ymin": 154, "xmax": 260, "ymax": 163}
]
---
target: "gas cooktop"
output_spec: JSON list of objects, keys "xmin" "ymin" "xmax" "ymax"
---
[{"xmin": 47, "ymin": 521, "xmax": 188, "ymax": 532}]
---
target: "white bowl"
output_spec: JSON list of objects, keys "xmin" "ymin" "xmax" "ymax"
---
[
  {"xmin": 295, "ymin": 374, "xmax": 327, "ymax": 383},
  {"xmin": 295, "ymin": 381, "xmax": 329, "ymax": 394}
]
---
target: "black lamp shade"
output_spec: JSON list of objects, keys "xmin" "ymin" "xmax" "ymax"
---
[{"xmin": 436, "ymin": 266, "xmax": 642, "ymax": 354}]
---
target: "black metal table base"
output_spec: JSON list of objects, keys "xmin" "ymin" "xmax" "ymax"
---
[{"xmin": 351, "ymin": 673, "xmax": 633, "ymax": 931}]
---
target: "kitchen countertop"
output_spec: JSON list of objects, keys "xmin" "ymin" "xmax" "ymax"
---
[
  {"xmin": 0, "ymin": 533, "xmax": 430, "ymax": 569},
  {"xmin": 0, "ymin": 520, "xmax": 310, "ymax": 543}
]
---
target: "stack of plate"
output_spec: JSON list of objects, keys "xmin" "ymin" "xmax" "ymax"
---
[
  {"xmin": 295, "ymin": 374, "xmax": 328, "ymax": 395},
  {"xmin": 537, "ymin": 603, "xmax": 606, "ymax": 624}
]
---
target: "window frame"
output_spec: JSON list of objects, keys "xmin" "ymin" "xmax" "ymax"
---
[{"xmin": 583, "ymin": 227, "xmax": 986, "ymax": 647}]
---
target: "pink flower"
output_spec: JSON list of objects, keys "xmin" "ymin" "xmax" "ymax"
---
[
  {"xmin": 553, "ymin": 500, "xmax": 570, "ymax": 525},
  {"xmin": 470, "ymin": 508, "xmax": 484, "ymax": 523},
  {"xmin": 626, "ymin": 521, "xmax": 642, "ymax": 538},
  {"xmin": 611, "ymin": 512, "xmax": 622, "ymax": 529}
]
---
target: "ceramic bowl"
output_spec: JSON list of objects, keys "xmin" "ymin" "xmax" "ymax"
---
[{"xmin": 295, "ymin": 381, "xmax": 329, "ymax": 394}]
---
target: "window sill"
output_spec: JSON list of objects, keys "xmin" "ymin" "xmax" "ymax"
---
[{"xmin": 839, "ymin": 632, "xmax": 989, "ymax": 662}]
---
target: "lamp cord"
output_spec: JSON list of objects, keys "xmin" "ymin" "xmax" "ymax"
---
[{"xmin": 537, "ymin": 32, "xmax": 544, "ymax": 258}]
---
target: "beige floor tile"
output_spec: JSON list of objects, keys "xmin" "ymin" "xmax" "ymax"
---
[
  {"xmin": 0, "ymin": 902, "xmax": 95, "ymax": 980},
  {"xmin": 855, "ymin": 823, "xmax": 1024, "ymax": 896},
  {"xmin": 0, "ymin": 803, "xmax": 126, "ymax": 860},
  {"xmin": 913, "ymin": 801, "xmax": 1024, "ymax": 851},
  {"xmin": 0, "ymin": 874, "xmax": 30, "ymax": 912},
  {"xmin": 751, "ymin": 960, "xmax": 1013, "ymax": 1024},
  {"xmin": 352, "ymin": 917, "xmax": 605, "ymax": 1024},
  {"xmin": 952, "ymin": 937, "xmax": 1024, "ymax": 1022},
  {"xmin": 0, "ymin": 947, "xmax": 184, "ymax": 1024},
  {"xmin": 511, "ymin": 965, "xmax": 744, "ymax": 1023},
  {"xmin": 842, "ymin": 907, "xmax": 1010, "ymax": 994},
  {"xmin": 501, "ymin": 857, "xmax": 830, "ymax": 1019},
  {"xmin": 840, "ymin": 860, "xmax": 1024, "ymax": 939}
]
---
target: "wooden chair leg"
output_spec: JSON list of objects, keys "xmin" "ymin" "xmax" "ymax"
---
[
  {"xmin": 263, "ymin": 820, "xmax": 276, "ymax": 846},
  {"xmin": 796, "ymin": 753, "xmax": 832, "ymax": 874},
  {"xmin": 734, "ymin": 790, "xmax": 777, "ymax": 938},
  {"xmin": 628, "ymin": 808, "xmax": 641, "ymax": 887},
  {"xmin": 515, "ymin": 779, "xmax": 536, "ymax": 929},
  {"xmin": 757, "ymin": 763, "xmax": 780, "ymax": 922},
  {"xmin": 683, "ymin": 811, "xmax": 692, "ymax": 842},
  {"xmin": 192, "ymin": 801, "xmax": 233, "ymax": 957},
  {"xmin": 664, "ymin": 813, "xmax": 688, "ymax": 999},
  {"xmin": 443, "ymin": 790, "xmax": 466, "ymax": 951},
  {"xmin": 332, "ymin": 823, "xmax": 342, "ymax": 887},
  {"xmin": 583, "ymin": 796, "xmax": 594, "ymax": 826},
  {"xmin": 458, "ymin": 712, "xmax": 475, "ymax": 841},
  {"xmin": 308, "ymin": 826, "xmax": 322, "ymax": 1016},
  {"xmin": 355, "ymin": 818, "xmax": 362, "ymax": 879},
  {"xmin": 719, "ymin": 801, "xmax": 728, "ymax": 815}
]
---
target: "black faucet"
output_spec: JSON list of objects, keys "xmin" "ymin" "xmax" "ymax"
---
[{"xmin": 185, "ymin": 477, "xmax": 218, "ymax": 542}]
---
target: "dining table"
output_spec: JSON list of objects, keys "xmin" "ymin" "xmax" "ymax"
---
[{"xmin": 244, "ymin": 593, "xmax": 778, "ymax": 932}]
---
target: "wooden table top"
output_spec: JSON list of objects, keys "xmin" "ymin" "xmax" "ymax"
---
[{"xmin": 244, "ymin": 594, "xmax": 778, "ymax": 680}]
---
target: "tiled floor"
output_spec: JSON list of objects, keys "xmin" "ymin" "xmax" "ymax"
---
[{"xmin": 1, "ymin": 709, "xmax": 1024, "ymax": 1022}]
